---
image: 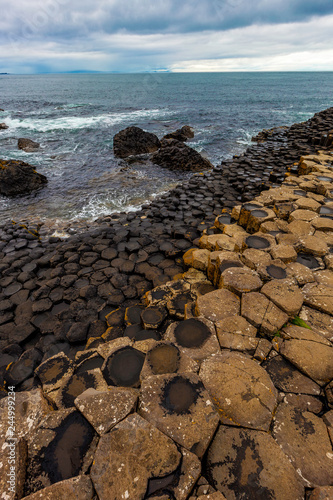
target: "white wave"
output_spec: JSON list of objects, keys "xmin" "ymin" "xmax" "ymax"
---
[{"xmin": 4, "ymin": 108, "xmax": 173, "ymax": 133}]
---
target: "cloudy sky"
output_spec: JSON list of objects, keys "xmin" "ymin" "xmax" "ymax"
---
[{"xmin": 1, "ymin": 0, "xmax": 333, "ymax": 73}]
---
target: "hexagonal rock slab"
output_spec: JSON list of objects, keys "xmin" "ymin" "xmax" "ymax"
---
[
  {"xmin": 0, "ymin": 388, "xmax": 52, "ymax": 441},
  {"xmin": 75, "ymin": 387, "xmax": 138, "ymax": 434},
  {"xmin": 200, "ymin": 352, "xmax": 277, "ymax": 431},
  {"xmin": 90, "ymin": 413, "xmax": 181, "ymax": 500},
  {"xmin": 299, "ymin": 306, "xmax": 333, "ymax": 342},
  {"xmin": 195, "ymin": 289, "xmax": 240, "ymax": 324},
  {"xmin": 138, "ymin": 373, "xmax": 219, "ymax": 458},
  {"xmin": 241, "ymin": 292, "xmax": 288, "ymax": 336},
  {"xmin": 205, "ymin": 426, "xmax": 304, "ymax": 500},
  {"xmin": 261, "ymin": 280, "xmax": 304, "ymax": 316},
  {"xmin": 302, "ymin": 283, "xmax": 333, "ymax": 315},
  {"xmin": 165, "ymin": 318, "xmax": 221, "ymax": 362},
  {"xmin": 219, "ymin": 267, "xmax": 263, "ymax": 295},
  {"xmin": 264, "ymin": 355, "xmax": 321, "ymax": 395},
  {"xmin": 279, "ymin": 325, "xmax": 333, "ymax": 386},
  {"xmin": 272, "ymin": 403, "xmax": 333, "ymax": 487},
  {"xmin": 53, "ymin": 368, "xmax": 109, "ymax": 408},
  {"xmin": 25, "ymin": 409, "xmax": 96, "ymax": 495},
  {"xmin": 215, "ymin": 315, "xmax": 259, "ymax": 352},
  {"xmin": 20, "ymin": 476, "xmax": 93, "ymax": 500},
  {"xmin": 102, "ymin": 345, "xmax": 145, "ymax": 387},
  {"xmin": 140, "ymin": 341, "xmax": 199, "ymax": 380},
  {"xmin": 296, "ymin": 235, "xmax": 328, "ymax": 256}
]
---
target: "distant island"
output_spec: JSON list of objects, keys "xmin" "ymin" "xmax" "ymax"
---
[{"xmin": 0, "ymin": 73, "xmax": 8, "ymax": 75}]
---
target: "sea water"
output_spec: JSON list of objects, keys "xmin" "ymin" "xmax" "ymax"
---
[{"xmin": 0, "ymin": 72, "xmax": 332, "ymax": 223}]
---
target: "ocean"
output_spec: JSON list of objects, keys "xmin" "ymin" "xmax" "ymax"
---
[{"xmin": 0, "ymin": 72, "xmax": 333, "ymax": 224}]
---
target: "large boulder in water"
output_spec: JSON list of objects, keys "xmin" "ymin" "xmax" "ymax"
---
[
  {"xmin": 0, "ymin": 122, "xmax": 8, "ymax": 130},
  {"xmin": 18, "ymin": 138, "xmax": 40, "ymax": 152},
  {"xmin": 0, "ymin": 159, "xmax": 47, "ymax": 196},
  {"xmin": 113, "ymin": 126, "xmax": 161, "ymax": 158},
  {"xmin": 152, "ymin": 138, "xmax": 213, "ymax": 172},
  {"xmin": 163, "ymin": 125, "xmax": 194, "ymax": 142}
]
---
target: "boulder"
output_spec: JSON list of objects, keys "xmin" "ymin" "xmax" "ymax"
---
[
  {"xmin": 163, "ymin": 125, "xmax": 194, "ymax": 142},
  {"xmin": 18, "ymin": 138, "xmax": 40, "ymax": 152},
  {"xmin": 113, "ymin": 126, "xmax": 160, "ymax": 158},
  {"xmin": 152, "ymin": 139, "xmax": 213, "ymax": 172},
  {"xmin": 0, "ymin": 122, "xmax": 8, "ymax": 129},
  {"xmin": 0, "ymin": 159, "xmax": 47, "ymax": 196}
]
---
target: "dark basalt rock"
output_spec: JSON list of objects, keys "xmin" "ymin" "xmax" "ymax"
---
[
  {"xmin": 18, "ymin": 138, "xmax": 40, "ymax": 152},
  {"xmin": 245, "ymin": 235, "xmax": 271, "ymax": 250},
  {"xmin": 0, "ymin": 159, "xmax": 47, "ymax": 196},
  {"xmin": 0, "ymin": 122, "xmax": 8, "ymax": 130},
  {"xmin": 113, "ymin": 126, "xmax": 161, "ymax": 158},
  {"xmin": 174, "ymin": 318, "xmax": 211, "ymax": 348},
  {"xmin": 147, "ymin": 343, "xmax": 181, "ymax": 375},
  {"xmin": 163, "ymin": 125, "xmax": 194, "ymax": 142},
  {"xmin": 102, "ymin": 346, "xmax": 145, "ymax": 387},
  {"xmin": 219, "ymin": 260, "xmax": 243, "ymax": 274},
  {"xmin": 133, "ymin": 329, "xmax": 161, "ymax": 341},
  {"xmin": 141, "ymin": 306, "xmax": 167, "ymax": 329},
  {"xmin": 152, "ymin": 139, "xmax": 213, "ymax": 172}
]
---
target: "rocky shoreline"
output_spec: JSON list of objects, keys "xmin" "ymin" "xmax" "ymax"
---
[{"xmin": 0, "ymin": 107, "xmax": 333, "ymax": 499}]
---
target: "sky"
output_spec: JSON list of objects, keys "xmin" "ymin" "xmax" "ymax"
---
[{"xmin": 0, "ymin": 0, "xmax": 333, "ymax": 73}]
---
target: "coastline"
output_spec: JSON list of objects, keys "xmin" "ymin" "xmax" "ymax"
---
[{"xmin": 0, "ymin": 107, "xmax": 333, "ymax": 499}]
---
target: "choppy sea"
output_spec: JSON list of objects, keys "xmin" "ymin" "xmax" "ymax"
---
[{"xmin": 0, "ymin": 72, "xmax": 333, "ymax": 223}]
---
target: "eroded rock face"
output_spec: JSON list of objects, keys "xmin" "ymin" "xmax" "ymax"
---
[
  {"xmin": 113, "ymin": 126, "xmax": 160, "ymax": 158},
  {"xmin": 272, "ymin": 403, "xmax": 333, "ymax": 487},
  {"xmin": 91, "ymin": 413, "xmax": 181, "ymax": 500},
  {"xmin": 200, "ymin": 352, "xmax": 277, "ymax": 431},
  {"xmin": 152, "ymin": 139, "xmax": 213, "ymax": 172},
  {"xmin": 139, "ymin": 373, "xmax": 219, "ymax": 458},
  {"xmin": 0, "ymin": 159, "xmax": 47, "ymax": 196},
  {"xmin": 205, "ymin": 426, "xmax": 304, "ymax": 500}
]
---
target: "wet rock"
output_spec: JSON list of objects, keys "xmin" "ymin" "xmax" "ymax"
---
[
  {"xmin": 200, "ymin": 351, "xmax": 277, "ymax": 430},
  {"xmin": 25, "ymin": 408, "xmax": 96, "ymax": 494},
  {"xmin": 152, "ymin": 139, "xmax": 213, "ymax": 172},
  {"xmin": 34, "ymin": 352, "xmax": 74, "ymax": 393},
  {"xmin": 165, "ymin": 318, "xmax": 221, "ymax": 362},
  {"xmin": 141, "ymin": 306, "xmax": 167, "ymax": 329},
  {"xmin": 302, "ymin": 282, "xmax": 333, "ymax": 315},
  {"xmin": 205, "ymin": 426, "xmax": 304, "ymax": 500},
  {"xmin": 279, "ymin": 325, "xmax": 333, "ymax": 386},
  {"xmin": 195, "ymin": 288, "xmax": 240, "ymax": 323},
  {"xmin": 54, "ymin": 369, "xmax": 108, "ymax": 408},
  {"xmin": 0, "ymin": 122, "xmax": 8, "ymax": 129},
  {"xmin": 139, "ymin": 373, "xmax": 219, "ymax": 457},
  {"xmin": 75, "ymin": 386, "xmax": 138, "ymax": 434},
  {"xmin": 102, "ymin": 345, "xmax": 145, "ymax": 387},
  {"xmin": 272, "ymin": 403, "xmax": 333, "ymax": 487},
  {"xmin": 0, "ymin": 159, "xmax": 47, "ymax": 196},
  {"xmin": 261, "ymin": 279, "xmax": 304, "ymax": 316},
  {"xmin": 20, "ymin": 476, "xmax": 93, "ymax": 500},
  {"xmin": 90, "ymin": 413, "xmax": 181, "ymax": 499},
  {"xmin": 163, "ymin": 125, "xmax": 195, "ymax": 142},
  {"xmin": 140, "ymin": 341, "xmax": 198, "ymax": 380},
  {"xmin": 18, "ymin": 138, "xmax": 40, "ymax": 152},
  {"xmin": 113, "ymin": 126, "xmax": 161, "ymax": 158},
  {"xmin": 264, "ymin": 355, "xmax": 321, "ymax": 395}
]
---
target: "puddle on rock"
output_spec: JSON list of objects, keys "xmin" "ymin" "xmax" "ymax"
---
[
  {"xmin": 60, "ymin": 372, "xmax": 99, "ymax": 408},
  {"xmin": 40, "ymin": 411, "xmax": 95, "ymax": 484},
  {"xmin": 36, "ymin": 356, "xmax": 72, "ymax": 385},
  {"xmin": 102, "ymin": 346, "xmax": 145, "ymax": 387},
  {"xmin": 147, "ymin": 344, "xmax": 181, "ymax": 375},
  {"xmin": 250, "ymin": 209, "xmax": 268, "ymax": 218},
  {"xmin": 296, "ymin": 253, "xmax": 320, "ymax": 269},
  {"xmin": 220, "ymin": 260, "xmax": 243, "ymax": 274},
  {"xmin": 174, "ymin": 318, "xmax": 211, "ymax": 349},
  {"xmin": 134, "ymin": 330, "xmax": 161, "ymax": 341},
  {"xmin": 266, "ymin": 264, "xmax": 287, "ymax": 279},
  {"xmin": 75, "ymin": 355, "xmax": 104, "ymax": 374},
  {"xmin": 161, "ymin": 376, "xmax": 201, "ymax": 415},
  {"xmin": 245, "ymin": 235, "xmax": 270, "ymax": 250}
]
